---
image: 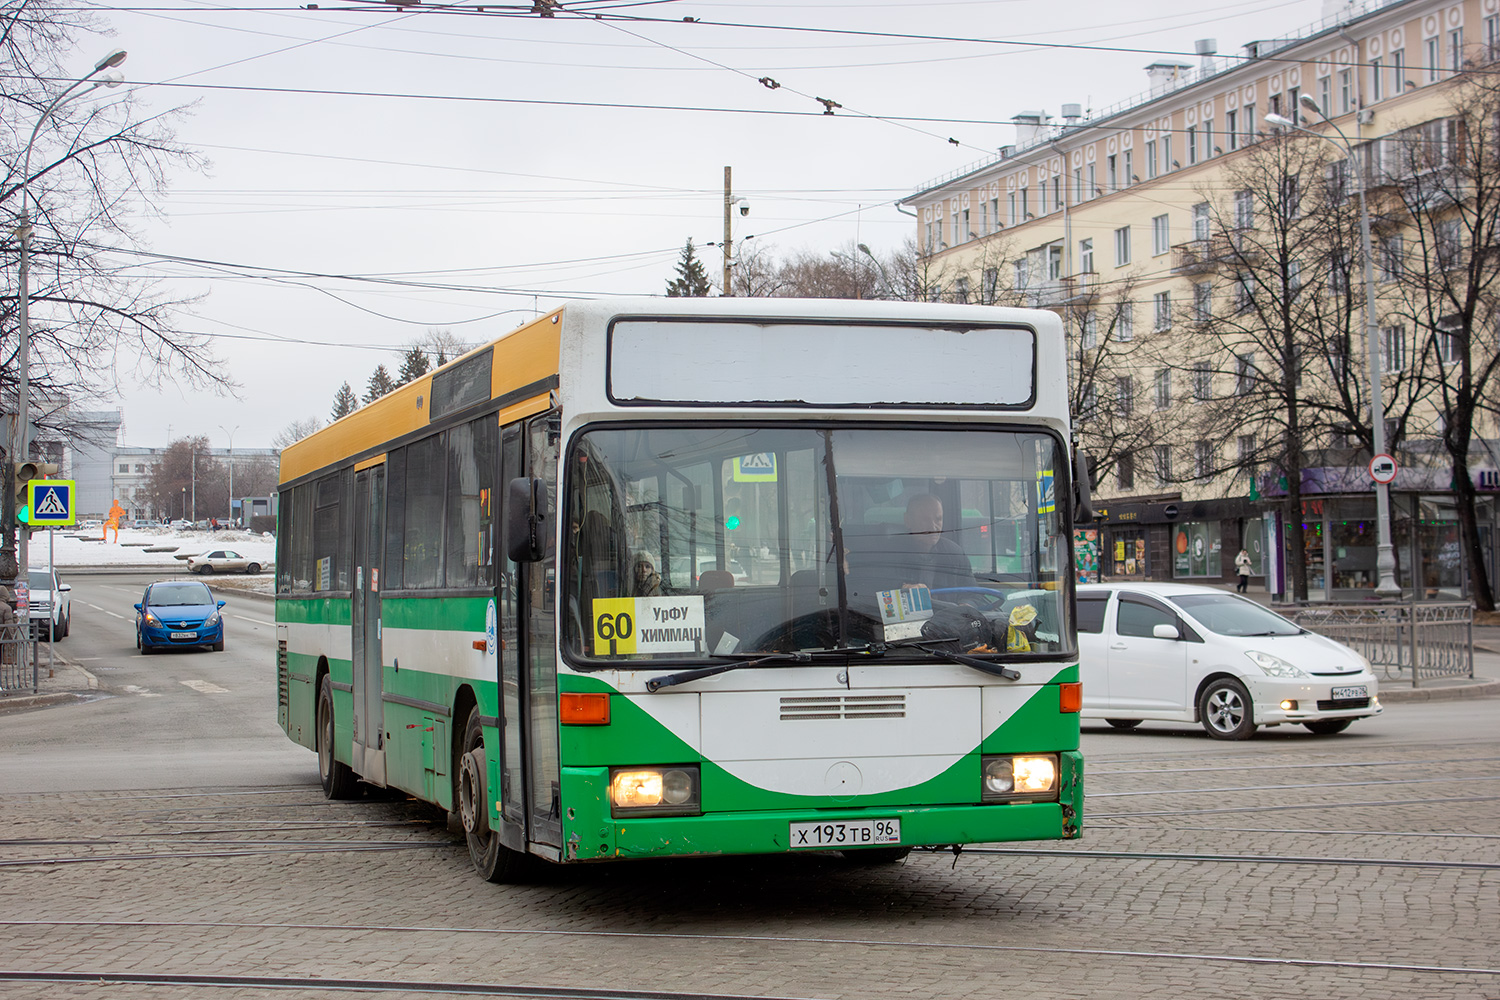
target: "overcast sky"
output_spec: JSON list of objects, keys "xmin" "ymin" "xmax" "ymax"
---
[{"xmin": 60, "ymin": 0, "xmax": 1331, "ymax": 448}]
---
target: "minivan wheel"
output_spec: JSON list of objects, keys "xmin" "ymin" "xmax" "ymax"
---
[{"xmin": 1199, "ymin": 678, "xmax": 1255, "ymax": 740}]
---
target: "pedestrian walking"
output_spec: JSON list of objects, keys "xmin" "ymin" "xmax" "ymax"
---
[{"xmin": 1235, "ymin": 548, "xmax": 1252, "ymax": 593}]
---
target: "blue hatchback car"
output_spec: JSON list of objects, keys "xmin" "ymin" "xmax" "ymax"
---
[{"xmin": 136, "ymin": 580, "xmax": 226, "ymax": 653}]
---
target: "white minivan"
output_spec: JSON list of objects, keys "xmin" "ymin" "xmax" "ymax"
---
[{"xmin": 1077, "ymin": 583, "xmax": 1381, "ymax": 740}]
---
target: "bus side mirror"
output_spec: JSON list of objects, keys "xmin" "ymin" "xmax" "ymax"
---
[
  {"xmin": 1072, "ymin": 449, "xmax": 1095, "ymax": 524},
  {"xmin": 507, "ymin": 477, "xmax": 546, "ymax": 563}
]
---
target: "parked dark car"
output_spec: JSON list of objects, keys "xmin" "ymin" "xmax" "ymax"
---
[{"xmin": 135, "ymin": 580, "xmax": 225, "ymax": 653}]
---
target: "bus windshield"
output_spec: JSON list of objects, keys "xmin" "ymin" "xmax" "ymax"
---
[{"xmin": 562, "ymin": 425, "xmax": 1073, "ymax": 665}]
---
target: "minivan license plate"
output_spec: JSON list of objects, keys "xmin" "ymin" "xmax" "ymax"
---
[
  {"xmin": 1331, "ymin": 685, "xmax": 1367, "ymax": 700},
  {"xmin": 789, "ymin": 819, "xmax": 900, "ymax": 849}
]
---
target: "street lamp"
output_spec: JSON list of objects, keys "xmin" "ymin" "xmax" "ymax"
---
[
  {"xmin": 857, "ymin": 243, "xmax": 895, "ymax": 300},
  {"xmin": 1266, "ymin": 95, "xmax": 1401, "ymax": 597},
  {"xmin": 11, "ymin": 49, "xmax": 127, "ymax": 576},
  {"xmin": 219, "ymin": 424, "xmax": 238, "ymax": 524}
]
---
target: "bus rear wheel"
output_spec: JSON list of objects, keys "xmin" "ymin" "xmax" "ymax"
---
[
  {"xmin": 458, "ymin": 705, "xmax": 529, "ymax": 883},
  {"xmin": 317, "ymin": 675, "xmax": 359, "ymax": 799}
]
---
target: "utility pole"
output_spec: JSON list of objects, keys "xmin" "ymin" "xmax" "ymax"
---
[
  {"xmin": 191, "ymin": 447, "xmax": 196, "ymax": 521},
  {"xmin": 722, "ymin": 166, "xmax": 733, "ymax": 296}
]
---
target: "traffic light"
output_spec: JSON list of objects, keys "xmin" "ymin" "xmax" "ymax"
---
[{"xmin": 15, "ymin": 462, "xmax": 59, "ymax": 524}]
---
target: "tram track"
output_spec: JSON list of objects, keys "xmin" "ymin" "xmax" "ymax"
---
[{"xmin": 0, "ymin": 921, "xmax": 1497, "ymax": 980}]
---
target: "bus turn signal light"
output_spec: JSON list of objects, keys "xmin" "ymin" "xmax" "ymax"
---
[
  {"xmin": 1059, "ymin": 682, "xmax": 1082, "ymax": 714},
  {"xmin": 560, "ymin": 692, "xmax": 611, "ymax": 725}
]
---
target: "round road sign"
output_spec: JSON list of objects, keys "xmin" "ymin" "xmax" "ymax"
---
[{"xmin": 1369, "ymin": 454, "xmax": 1398, "ymax": 485}]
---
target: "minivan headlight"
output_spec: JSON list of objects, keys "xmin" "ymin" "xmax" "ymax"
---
[
  {"xmin": 1246, "ymin": 650, "xmax": 1308, "ymax": 678},
  {"xmin": 609, "ymin": 765, "xmax": 700, "ymax": 816},
  {"xmin": 981, "ymin": 754, "xmax": 1060, "ymax": 803}
]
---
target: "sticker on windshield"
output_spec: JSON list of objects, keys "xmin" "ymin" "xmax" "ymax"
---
[
  {"xmin": 876, "ymin": 585, "xmax": 933, "ymax": 625},
  {"xmin": 592, "ymin": 596, "xmax": 706, "ymax": 655}
]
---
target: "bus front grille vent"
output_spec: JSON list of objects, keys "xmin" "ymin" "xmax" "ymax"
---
[{"xmin": 780, "ymin": 694, "xmax": 905, "ymax": 721}]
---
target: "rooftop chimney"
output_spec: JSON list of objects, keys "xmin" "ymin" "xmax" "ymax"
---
[
  {"xmin": 1061, "ymin": 103, "xmax": 1083, "ymax": 122},
  {"xmin": 1145, "ymin": 61, "xmax": 1192, "ymax": 97},
  {"xmin": 1195, "ymin": 38, "xmax": 1217, "ymax": 78},
  {"xmin": 1013, "ymin": 111, "xmax": 1050, "ymax": 147}
]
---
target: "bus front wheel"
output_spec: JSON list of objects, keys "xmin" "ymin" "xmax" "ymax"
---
[{"xmin": 459, "ymin": 706, "xmax": 529, "ymax": 883}]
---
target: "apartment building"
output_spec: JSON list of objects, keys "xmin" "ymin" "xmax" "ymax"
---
[{"xmin": 901, "ymin": 0, "xmax": 1500, "ymax": 600}]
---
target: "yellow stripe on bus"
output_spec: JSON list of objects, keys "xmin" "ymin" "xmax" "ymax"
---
[{"xmin": 280, "ymin": 311, "xmax": 563, "ymax": 485}]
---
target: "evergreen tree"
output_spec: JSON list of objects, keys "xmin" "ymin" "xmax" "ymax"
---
[
  {"xmin": 331, "ymin": 382, "xmax": 359, "ymax": 421},
  {"xmin": 364, "ymin": 365, "xmax": 397, "ymax": 403},
  {"xmin": 666, "ymin": 239, "xmax": 713, "ymax": 297},
  {"xmin": 396, "ymin": 347, "xmax": 430, "ymax": 386}
]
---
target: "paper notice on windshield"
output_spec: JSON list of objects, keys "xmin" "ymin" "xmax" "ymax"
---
[
  {"xmin": 591, "ymin": 596, "xmax": 706, "ymax": 655},
  {"xmin": 876, "ymin": 585, "xmax": 933, "ymax": 625}
]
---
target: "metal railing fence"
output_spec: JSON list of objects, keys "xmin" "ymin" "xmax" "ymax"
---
[
  {"xmin": 0, "ymin": 622, "xmax": 39, "ymax": 695},
  {"xmin": 1274, "ymin": 601, "xmax": 1474, "ymax": 686}
]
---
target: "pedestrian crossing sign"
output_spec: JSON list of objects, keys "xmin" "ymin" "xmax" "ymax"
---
[{"xmin": 28, "ymin": 479, "xmax": 76, "ymax": 526}]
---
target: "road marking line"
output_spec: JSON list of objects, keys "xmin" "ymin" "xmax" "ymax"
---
[
  {"xmin": 81, "ymin": 601, "xmax": 107, "ymax": 611},
  {"xmin": 181, "ymin": 679, "xmax": 229, "ymax": 694},
  {"xmin": 231, "ymin": 614, "xmax": 275, "ymax": 627},
  {"xmin": 102, "ymin": 610, "xmax": 127, "ymax": 620}
]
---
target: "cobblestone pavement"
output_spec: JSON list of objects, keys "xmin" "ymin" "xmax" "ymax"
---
[{"xmin": 2, "ymin": 707, "xmax": 1498, "ymax": 1000}]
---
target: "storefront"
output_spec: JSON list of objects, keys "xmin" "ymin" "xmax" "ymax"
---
[{"xmin": 1091, "ymin": 498, "xmax": 1259, "ymax": 586}]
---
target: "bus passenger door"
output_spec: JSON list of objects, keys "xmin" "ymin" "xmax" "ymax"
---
[
  {"xmin": 523, "ymin": 413, "xmax": 563, "ymax": 853},
  {"xmin": 495, "ymin": 427, "xmax": 527, "ymax": 852},
  {"xmin": 352, "ymin": 465, "xmax": 387, "ymax": 785}
]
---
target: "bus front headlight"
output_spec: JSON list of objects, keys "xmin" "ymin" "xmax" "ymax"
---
[
  {"xmin": 609, "ymin": 765, "xmax": 700, "ymax": 816},
  {"xmin": 981, "ymin": 754, "xmax": 1059, "ymax": 803}
]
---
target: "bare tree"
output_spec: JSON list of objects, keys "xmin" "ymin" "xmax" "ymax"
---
[
  {"xmin": 1372, "ymin": 72, "xmax": 1500, "ymax": 609},
  {"xmin": 272, "ymin": 417, "xmax": 323, "ymax": 450}
]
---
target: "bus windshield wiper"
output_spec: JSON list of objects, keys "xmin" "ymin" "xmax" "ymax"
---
[
  {"xmin": 883, "ymin": 637, "xmax": 1021, "ymax": 681},
  {"xmin": 644, "ymin": 646, "xmax": 876, "ymax": 693}
]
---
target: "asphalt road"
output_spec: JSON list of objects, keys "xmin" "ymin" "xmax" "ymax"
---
[
  {"xmin": 0, "ymin": 570, "xmax": 311, "ymax": 793},
  {"xmin": 0, "ymin": 572, "xmax": 1497, "ymax": 999}
]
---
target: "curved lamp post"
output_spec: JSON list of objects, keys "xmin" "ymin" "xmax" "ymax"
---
[
  {"xmin": 12, "ymin": 49, "xmax": 127, "ymax": 573},
  {"xmin": 1265, "ymin": 97, "xmax": 1400, "ymax": 598}
]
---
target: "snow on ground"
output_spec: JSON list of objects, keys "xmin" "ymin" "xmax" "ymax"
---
[{"xmin": 30, "ymin": 527, "xmax": 276, "ymax": 571}]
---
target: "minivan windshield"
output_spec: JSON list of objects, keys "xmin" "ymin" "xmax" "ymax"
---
[
  {"xmin": 150, "ymin": 582, "xmax": 214, "ymax": 607},
  {"xmin": 561, "ymin": 424, "xmax": 1074, "ymax": 665},
  {"xmin": 1168, "ymin": 593, "xmax": 1303, "ymax": 637}
]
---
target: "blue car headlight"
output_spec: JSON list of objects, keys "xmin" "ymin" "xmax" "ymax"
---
[{"xmin": 204, "ymin": 610, "xmax": 220, "ymax": 627}]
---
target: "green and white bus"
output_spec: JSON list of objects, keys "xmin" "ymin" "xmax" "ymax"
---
[{"xmin": 276, "ymin": 297, "xmax": 1089, "ymax": 880}]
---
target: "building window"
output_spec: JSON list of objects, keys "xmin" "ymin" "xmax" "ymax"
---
[
  {"xmin": 1163, "ymin": 135, "xmax": 1174, "ymax": 170},
  {"xmin": 1226, "ymin": 109, "xmax": 1239, "ymax": 150},
  {"xmin": 1428, "ymin": 36, "xmax": 1440, "ymax": 82},
  {"xmin": 1052, "ymin": 175, "xmax": 1062, "ymax": 212},
  {"xmin": 1330, "ymin": 251, "xmax": 1349, "ymax": 296},
  {"xmin": 1039, "ymin": 183, "xmax": 1049, "ymax": 216},
  {"xmin": 1124, "ymin": 149, "xmax": 1134, "ymax": 185},
  {"xmin": 1154, "ymin": 444, "xmax": 1172, "ymax": 485},
  {"xmin": 1437, "ymin": 218, "xmax": 1462, "ymax": 269},
  {"xmin": 1107, "ymin": 154, "xmax": 1118, "ymax": 192},
  {"xmin": 1187, "ymin": 125, "xmax": 1198, "ymax": 164},
  {"xmin": 1203, "ymin": 118, "xmax": 1214, "ymax": 157},
  {"xmin": 1319, "ymin": 74, "xmax": 1332, "ymax": 115},
  {"xmin": 1287, "ymin": 87, "xmax": 1301, "ymax": 122},
  {"xmin": 1019, "ymin": 187, "xmax": 1029, "ymax": 220},
  {"xmin": 1195, "ymin": 440, "xmax": 1213, "ymax": 480},
  {"xmin": 1193, "ymin": 281, "xmax": 1212, "ymax": 320},
  {"xmin": 1116, "ymin": 301, "xmax": 1134, "ymax": 342},
  {"xmin": 1391, "ymin": 49, "xmax": 1405, "ymax": 94},
  {"xmin": 1242, "ymin": 104, "xmax": 1255, "ymax": 141},
  {"xmin": 1235, "ymin": 272, "xmax": 1254, "ymax": 313},
  {"xmin": 1234, "ymin": 189, "xmax": 1254, "ymax": 230},
  {"xmin": 1118, "ymin": 452, "xmax": 1135, "ymax": 490},
  {"xmin": 961, "ymin": 208, "xmax": 971, "ymax": 241},
  {"xmin": 1235, "ymin": 353, "xmax": 1255, "ymax": 395},
  {"xmin": 1238, "ymin": 434, "xmax": 1257, "ymax": 466},
  {"xmin": 983, "ymin": 267, "xmax": 998, "ymax": 302},
  {"xmin": 1372, "ymin": 57, "xmax": 1384, "ymax": 101},
  {"xmin": 1146, "ymin": 139, "xmax": 1158, "ymax": 179},
  {"xmin": 1151, "ymin": 214, "xmax": 1171, "ymax": 255},
  {"xmin": 1488, "ymin": 15, "xmax": 1500, "ymax": 59},
  {"xmin": 1155, "ymin": 368, "xmax": 1171, "ymax": 409},
  {"xmin": 1192, "ymin": 201, "xmax": 1211, "ymax": 241},
  {"xmin": 1326, "ymin": 158, "xmax": 1349, "ymax": 201},
  {"xmin": 118, "ymin": 463, "xmax": 129, "ymax": 473},
  {"xmin": 1080, "ymin": 383, "xmax": 1098, "ymax": 419},
  {"xmin": 1073, "ymin": 166, "xmax": 1083, "ymax": 205},
  {"xmin": 1437, "ymin": 316, "xmax": 1461, "ymax": 365},
  {"xmin": 1082, "ymin": 311, "xmax": 1098, "ymax": 349},
  {"xmin": 135, "ymin": 463, "xmax": 145, "ymax": 474},
  {"xmin": 955, "ymin": 276, "xmax": 970, "ymax": 303},
  {"xmin": 1451, "ymin": 28, "xmax": 1465, "ymax": 72},
  {"xmin": 1047, "ymin": 244, "xmax": 1063, "ymax": 280},
  {"xmin": 990, "ymin": 197, "xmax": 1000, "ymax": 231},
  {"xmin": 1381, "ymin": 325, "xmax": 1406, "ymax": 372},
  {"xmin": 1340, "ymin": 69, "xmax": 1353, "ymax": 114},
  {"xmin": 1079, "ymin": 237, "xmax": 1094, "ymax": 274},
  {"xmin": 1114, "ymin": 226, "xmax": 1132, "ymax": 266},
  {"xmin": 1193, "ymin": 361, "xmax": 1212, "ymax": 400},
  {"xmin": 1116, "ymin": 376, "xmax": 1134, "ymax": 417},
  {"xmin": 1087, "ymin": 163, "xmax": 1098, "ymax": 199},
  {"xmin": 1287, "ymin": 259, "xmax": 1303, "ymax": 294},
  {"xmin": 1008, "ymin": 193, "xmax": 1017, "ymax": 226},
  {"xmin": 1153, "ymin": 291, "xmax": 1172, "ymax": 331},
  {"xmin": 1379, "ymin": 234, "xmax": 1403, "ymax": 282}
]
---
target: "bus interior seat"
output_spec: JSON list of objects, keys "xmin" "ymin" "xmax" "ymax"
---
[{"xmin": 697, "ymin": 570, "xmax": 735, "ymax": 593}]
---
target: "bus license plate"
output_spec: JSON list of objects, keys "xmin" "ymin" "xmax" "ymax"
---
[
  {"xmin": 1331, "ymin": 685, "xmax": 1367, "ymax": 700},
  {"xmin": 789, "ymin": 819, "xmax": 900, "ymax": 849},
  {"xmin": 171, "ymin": 631, "xmax": 196, "ymax": 639}
]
